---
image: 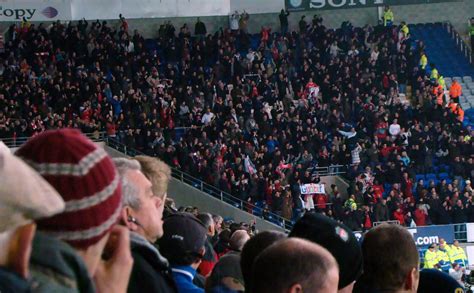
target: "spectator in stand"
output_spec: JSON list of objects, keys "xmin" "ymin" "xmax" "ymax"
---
[
  {"xmin": 16, "ymin": 129, "xmax": 133, "ymax": 293},
  {"xmin": 0, "ymin": 142, "xmax": 65, "ymax": 293},
  {"xmin": 196, "ymin": 213, "xmax": 218, "ymax": 277},
  {"xmin": 413, "ymin": 204, "xmax": 428, "ymax": 226},
  {"xmin": 290, "ymin": 213, "xmax": 363, "ymax": 293},
  {"xmin": 194, "ymin": 18, "xmax": 207, "ymax": 39},
  {"xmin": 159, "ymin": 213, "xmax": 208, "ymax": 293},
  {"xmin": 279, "ymin": 9, "xmax": 290, "ymax": 35},
  {"xmin": 298, "ymin": 15, "xmax": 307, "ymax": 34},
  {"xmin": 375, "ymin": 198, "xmax": 390, "ymax": 222},
  {"xmin": 389, "ymin": 119, "xmax": 401, "ymax": 138},
  {"xmin": 113, "ymin": 158, "xmax": 176, "ymax": 293},
  {"xmin": 448, "ymin": 263, "xmax": 464, "ymax": 286},
  {"xmin": 355, "ymin": 224, "xmax": 419, "ymax": 293},
  {"xmin": 240, "ymin": 230, "xmax": 286, "ymax": 291},
  {"xmin": 239, "ymin": 11, "xmax": 249, "ymax": 33},
  {"xmin": 250, "ymin": 238, "xmax": 339, "ymax": 293}
]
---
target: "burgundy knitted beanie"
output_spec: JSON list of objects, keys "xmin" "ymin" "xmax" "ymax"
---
[{"xmin": 17, "ymin": 129, "xmax": 122, "ymax": 248}]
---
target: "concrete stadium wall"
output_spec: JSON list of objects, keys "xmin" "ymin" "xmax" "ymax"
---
[
  {"xmin": 83, "ymin": 1, "xmax": 473, "ymax": 37},
  {"xmin": 168, "ymin": 178, "xmax": 285, "ymax": 232}
]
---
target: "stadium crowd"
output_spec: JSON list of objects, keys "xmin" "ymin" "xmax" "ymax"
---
[
  {"xmin": 0, "ymin": 13, "xmax": 473, "ymax": 231},
  {"xmin": 0, "ymin": 128, "xmax": 467, "ymax": 293}
]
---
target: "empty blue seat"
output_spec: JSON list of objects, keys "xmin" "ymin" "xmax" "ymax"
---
[
  {"xmin": 426, "ymin": 173, "xmax": 437, "ymax": 181},
  {"xmin": 253, "ymin": 207, "xmax": 263, "ymax": 217},
  {"xmin": 438, "ymin": 173, "xmax": 449, "ymax": 180},
  {"xmin": 416, "ymin": 174, "xmax": 425, "ymax": 182}
]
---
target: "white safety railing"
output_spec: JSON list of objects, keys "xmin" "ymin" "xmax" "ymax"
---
[{"xmin": 444, "ymin": 22, "xmax": 473, "ymax": 65}]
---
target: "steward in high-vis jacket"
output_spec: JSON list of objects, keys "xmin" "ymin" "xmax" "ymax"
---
[
  {"xmin": 449, "ymin": 240, "xmax": 469, "ymax": 268},
  {"xmin": 424, "ymin": 244, "xmax": 439, "ymax": 270},
  {"xmin": 437, "ymin": 241, "xmax": 452, "ymax": 272}
]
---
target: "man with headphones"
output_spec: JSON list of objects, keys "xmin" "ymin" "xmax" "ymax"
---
[{"xmin": 114, "ymin": 158, "xmax": 177, "ymax": 293}]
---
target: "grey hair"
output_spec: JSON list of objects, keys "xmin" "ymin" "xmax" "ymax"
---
[
  {"xmin": 230, "ymin": 230, "xmax": 250, "ymax": 251},
  {"xmin": 113, "ymin": 158, "xmax": 142, "ymax": 210}
]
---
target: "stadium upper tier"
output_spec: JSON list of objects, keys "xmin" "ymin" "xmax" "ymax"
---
[{"xmin": 0, "ymin": 18, "xmax": 472, "ymax": 229}]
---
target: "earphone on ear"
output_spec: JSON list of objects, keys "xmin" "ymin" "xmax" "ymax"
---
[{"xmin": 128, "ymin": 216, "xmax": 139, "ymax": 225}]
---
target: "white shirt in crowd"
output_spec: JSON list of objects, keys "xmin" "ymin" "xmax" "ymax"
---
[
  {"xmin": 201, "ymin": 112, "xmax": 215, "ymax": 125},
  {"xmin": 229, "ymin": 13, "xmax": 239, "ymax": 31},
  {"xmin": 348, "ymin": 48, "xmax": 359, "ymax": 57},
  {"xmin": 389, "ymin": 122, "xmax": 401, "ymax": 136},
  {"xmin": 351, "ymin": 145, "xmax": 362, "ymax": 165},
  {"xmin": 370, "ymin": 50, "xmax": 379, "ymax": 62}
]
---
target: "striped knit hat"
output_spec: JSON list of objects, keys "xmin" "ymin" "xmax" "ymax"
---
[{"xmin": 16, "ymin": 129, "xmax": 122, "ymax": 248}]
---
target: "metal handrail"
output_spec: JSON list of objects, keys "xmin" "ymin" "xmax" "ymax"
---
[
  {"xmin": 104, "ymin": 137, "xmax": 296, "ymax": 231},
  {"xmin": 0, "ymin": 132, "xmax": 107, "ymax": 148},
  {"xmin": 444, "ymin": 22, "xmax": 473, "ymax": 65}
]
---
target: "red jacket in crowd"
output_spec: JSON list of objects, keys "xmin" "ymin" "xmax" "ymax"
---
[{"xmin": 414, "ymin": 208, "xmax": 427, "ymax": 226}]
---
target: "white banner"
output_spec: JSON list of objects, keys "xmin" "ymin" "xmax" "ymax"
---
[
  {"xmin": 0, "ymin": 1, "xmax": 71, "ymax": 21},
  {"xmin": 300, "ymin": 183, "xmax": 325, "ymax": 195},
  {"xmin": 230, "ymin": 0, "xmax": 283, "ymax": 14},
  {"xmin": 71, "ymin": 0, "xmax": 230, "ymax": 20},
  {"xmin": 467, "ymin": 223, "xmax": 474, "ymax": 242}
]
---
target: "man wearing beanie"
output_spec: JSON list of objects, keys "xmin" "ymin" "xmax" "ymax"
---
[
  {"xmin": 159, "ymin": 212, "xmax": 208, "ymax": 293},
  {"xmin": 113, "ymin": 157, "xmax": 177, "ymax": 293},
  {"xmin": 356, "ymin": 223, "xmax": 419, "ymax": 293},
  {"xmin": 16, "ymin": 129, "xmax": 133, "ymax": 293},
  {"xmin": 289, "ymin": 212, "xmax": 363, "ymax": 293},
  {"xmin": 0, "ymin": 142, "xmax": 65, "ymax": 293}
]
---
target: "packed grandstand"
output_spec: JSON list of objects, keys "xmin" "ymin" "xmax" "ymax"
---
[{"xmin": 0, "ymin": 1, "xmax": 474, "ymax": 293}]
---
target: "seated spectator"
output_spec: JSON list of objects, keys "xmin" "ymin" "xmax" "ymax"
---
[
  {"xmin": 289, "ymin": 213, "xmax": 363, "ymax": 293},
  {"xmin": 196, "ymin": 213, "xmax": 218, "ymax": 277},
  {"xmin": 205, "ymin": 254, "xmax": 244, "ymax": 293},
  {"xmin": 240, "ymin": 230, "xmax": 286, "ymax": 291},
  {"xmin": 356, "ymin": 223, "xmax": 419, "ymax": 293},
  {"xmin": 159, "ymin": 212, "xmax": 208, "ymax": 293},
  {"xmin": 250, "ymin": 238, "xmax": 339, "ymax": 293},
  {"xmin": 0, "ymin": 142, "xmax": 65, "ymax": 293},
  {"xmin": 16, "ymin": 129, "xmax": 133, "ymax": 293},
  {"xmin": 113, "ymin": 158, "xmax": 176, "ymax": 293},
  {"xmin": 448, "ymin": 263, "xmax": 464, "ymax": 286}
]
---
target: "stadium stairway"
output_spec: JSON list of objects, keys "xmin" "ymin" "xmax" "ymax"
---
[{"xmin": 409, "ymin": 22, "xmax": 474, "ymax": 127}]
